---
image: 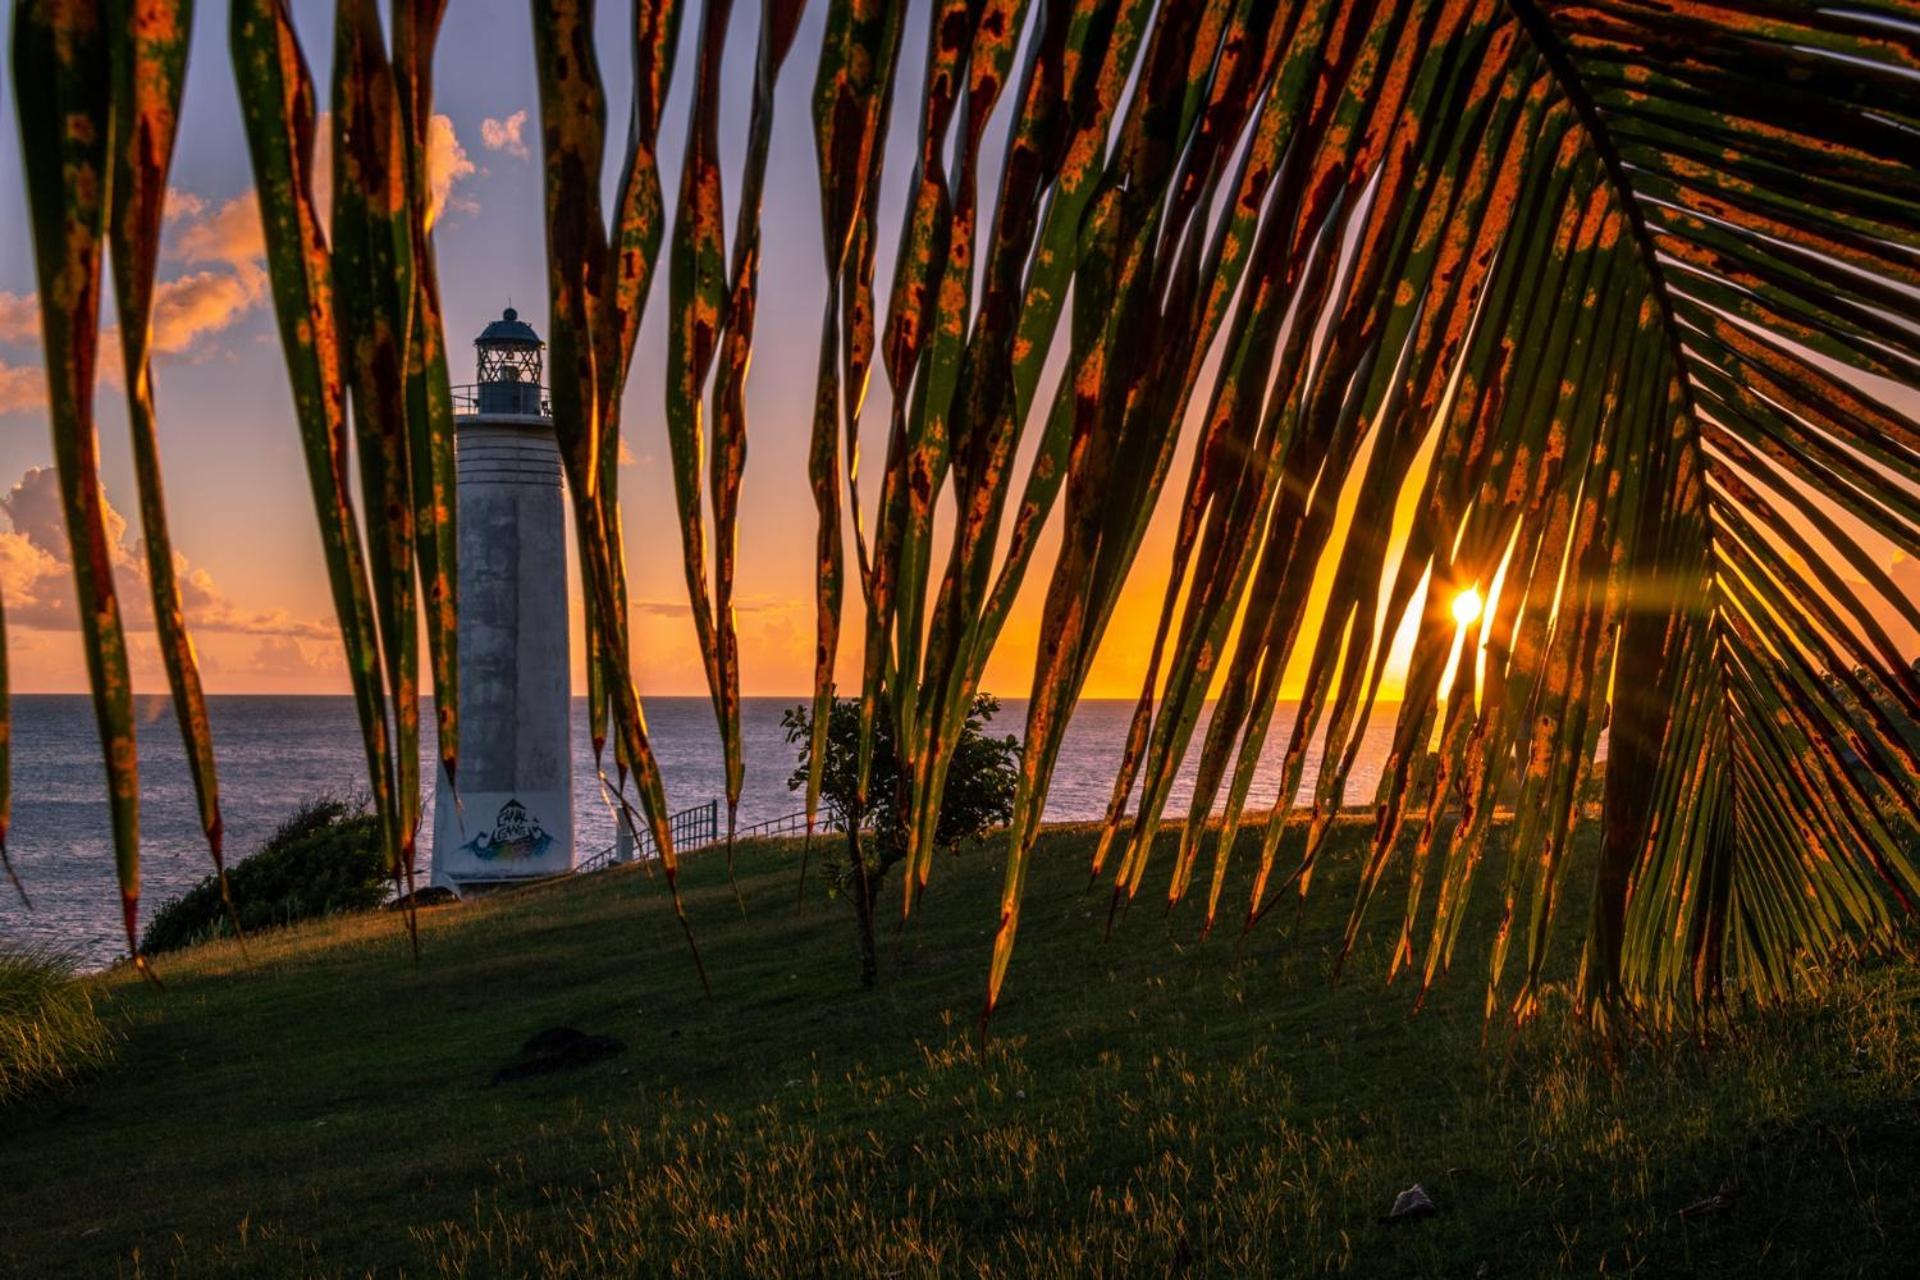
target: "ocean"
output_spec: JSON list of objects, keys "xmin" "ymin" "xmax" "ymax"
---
[{"xmin": 0, "ymin": 695, "xmax": 1397, "ymax": 967}]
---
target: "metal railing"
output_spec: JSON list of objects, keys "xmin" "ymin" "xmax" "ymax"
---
[
  {"xmin": 732, "ymin": 808, "xmax": 831, "ymax": 840},
  {"xmin": 574, "ymin": 801, "xmax": 871, "ymax": 875},
  {"xmin": 575, "ymin": 798, "xmax": 720, "ymax": 875},
  {"xmin": 450, "ymin": 382, "xmax": 552, "ymax": 418}
]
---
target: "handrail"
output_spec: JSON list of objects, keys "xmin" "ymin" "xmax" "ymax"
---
[
  {"xmin": 450, "ymin": 382, "xmax": 552, "ymax": 418},
  {"xmin": 574, "ymin": 798, "xmax": 720, "ymax": 875},
  {"xmin": 573, "ymin": 800, "xmax": 870, "ymax": 875}
]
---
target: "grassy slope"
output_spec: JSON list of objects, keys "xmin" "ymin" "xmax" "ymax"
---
[{"xmin": 2, "ymin": 821, "xmax": 1915, "ymax": 1278}]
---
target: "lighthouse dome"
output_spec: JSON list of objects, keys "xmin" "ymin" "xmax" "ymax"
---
[{"xmin": 477, "ymin": 306, "xmax": 542, "ymax": 348}]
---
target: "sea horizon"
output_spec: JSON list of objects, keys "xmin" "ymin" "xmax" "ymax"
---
[{"xmin": 1, "ymin": 693, "xmax": 1398, "ymax": 968}]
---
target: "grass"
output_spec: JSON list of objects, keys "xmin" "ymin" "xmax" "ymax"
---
[
  {"xmin": 0, "ymin": 946, "xmax": 115, "ymax": 1107},
  {"xmin": 1, "ymin": 819, "xmax": 1914, "ymax": 1277}
]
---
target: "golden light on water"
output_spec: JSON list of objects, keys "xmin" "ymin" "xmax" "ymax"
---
[{"xmin": 1451, "ymin": 586, "xmax": 1484, "ymax": 628}]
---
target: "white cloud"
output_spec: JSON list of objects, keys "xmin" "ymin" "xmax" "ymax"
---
[{"xmin": 480, "ymin": 108, "xmax": 530, "ymax": 161}]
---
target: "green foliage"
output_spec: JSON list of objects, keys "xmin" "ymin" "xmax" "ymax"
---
[
  {"xmin": 782, "ymin": 693, "xmax": 1020, "ymax": 881},
  {"xmin": 785, "ymin": 692, "xmax": 1019, "ymax": 987},
  {"xmin": 140, "ymin": 797, "xmax": 388, "ymax": 956},
  {"xmin": 0, "ymin": 947, "xmax": 112, "ymax": 1107}
]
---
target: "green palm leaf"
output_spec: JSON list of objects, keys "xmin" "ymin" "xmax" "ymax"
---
[
  {"xmin": 666, "ymin": 0, "xmax": 808, "ymax": 881},
  {"xmin": 393, "ymin": 0, "xmax": 460, "ymax": 793},
  {"xmin": 13, "ymin": 0, "xmax": 148, "ymax": 971},
  {"xmin": 107, "ymin": 0, "xmax": 240, "ymax": 943},
  {"xmin": 814, "ymin": 0, "xmax": 1919, "ymax": 1031},
  {"xmin": 531, "ymin": 0, "xmax": 708, "ymax": 990}
]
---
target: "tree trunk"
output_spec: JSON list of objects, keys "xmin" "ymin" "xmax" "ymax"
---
[{"xmin": 848, "ymin": 825, "xmax": 879, "ymax": 988}]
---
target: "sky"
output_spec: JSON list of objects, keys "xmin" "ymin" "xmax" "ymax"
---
[
  {"xmin": 0, "ymin": 1, "xmax": 956, "ymax": 697},
  {"xmin": 1, "ymin": 2, "xmax": 1914, "ymax": 701}
]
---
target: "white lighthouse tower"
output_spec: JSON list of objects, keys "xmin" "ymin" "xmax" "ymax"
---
[{"xmin": 431, "ymin": 307, "xmax": 574, "ymax": 889}]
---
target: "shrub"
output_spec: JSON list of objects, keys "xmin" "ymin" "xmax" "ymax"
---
[
  {"xmin": 0, "ymin": 947, "xmax": 113, "ymax": 1107},
  {"xmin": 783, "ymin": 693, "xmax": 1020, "ymax": 985},
  {"xmin": 783, "ymin": 693, "xmax": 1020, "ymax": 882},
  {"xmin": 141, "ymin": 796, "xmax": 390, "ymax": 955}
]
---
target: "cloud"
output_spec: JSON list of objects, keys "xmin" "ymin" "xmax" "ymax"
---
[
  {"xmin": 150, "ymin": 264, "xmax": 271, "ymax": 355},
  {"xmin": 243, "ymin": 635, "xmax": 342, "ymax": 677},
  {"xmin": 0, "ymin": 121, "xmax": 476, "ymax": 420},
  {"xmin": 426, "ymin": 113, "xmax": 478, "ymax": 225},
  {"xmin": 628, "ymin": 594, "xmax": 804, "ymax": 619},
  {"xmin": 0, "ymin": 466, "xmax": 335, "ymax": 642},
  {"xmin": 0, "ymin": 292, "xmax": 36, "ymax": 344},
  {"xmin": 480, "ymin": 108, "xmax": 530, "ymax": 160},
  {"xmin": 170, "ymin": 193, "xmax": 266, "ymax": 268},
  {"xmin": 0, "ymin": 360, "xmax": 45, "ymax": 416},
  {"xmin": 163, "ymin": 187, "xmax": 206, "ymax": 221}
]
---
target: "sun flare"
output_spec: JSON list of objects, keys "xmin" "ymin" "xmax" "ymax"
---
[{"xmin": 1451, "ymin": 587, "xmax": 1484, "ymax": 628}]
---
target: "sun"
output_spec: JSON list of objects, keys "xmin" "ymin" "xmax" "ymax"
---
[{"xmin": 1451, "ymin": 586, "xmax": 1484, "ymax": 628}]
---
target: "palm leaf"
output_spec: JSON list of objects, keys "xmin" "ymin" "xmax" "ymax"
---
[
  {"xmin": 331, "ymin": 0, "xmax": 422, "ymax": 901},
  {"xmin": 531, "ymin": 0, "xmax": 708, "ymax": 990},
  {"xmin": 392, "ymin": 0, "xmax": 460, "ymax": 792},
  {"xmin": 107, "ymin": 0, "xmax": 242, "ymax": 943},
  {"xmin": 804, "ymin": 0, "xmax": 906, "ymax": 910},
  {"xmin": 807, "ymin": 0, "xmax": 1920, "ymax": 1032},
  {"xmin": 231, "ymin": 0, "xmax": 401, "ymax": 903},
  {"xmin": 13, "ymin": 0, "xmax": 146, "ymax": 969},
  {"xmin": 11, "ymin": 0, "xmax": 1913, "ymax": 1033},
  {"xmin": 667, "ymin": 0, "xmax": 808, "ymax": 875}
]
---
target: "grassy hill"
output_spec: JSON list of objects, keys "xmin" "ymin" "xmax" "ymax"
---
[{"xmin": 2, "ymin": 820, "xmax": 1915, "ymax": 1277}]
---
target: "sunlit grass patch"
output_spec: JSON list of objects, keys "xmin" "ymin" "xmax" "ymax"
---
[{"xmin": 0, "ymin": 947, "xmax": 114, "ymax": 1106}]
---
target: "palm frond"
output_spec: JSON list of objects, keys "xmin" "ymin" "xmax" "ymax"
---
[
  {"xmin": 9, "ymin": 0, "xmax": 1913, "ymax": 1034},
  {"xmin": 530, "ymin": 0, "xmax": 709, "ymax": 990}
]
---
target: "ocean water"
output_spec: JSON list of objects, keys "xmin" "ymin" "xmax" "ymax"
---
[{"xmin": 0, "ymin": 695, "xmax": 1395, "ymax": 967}]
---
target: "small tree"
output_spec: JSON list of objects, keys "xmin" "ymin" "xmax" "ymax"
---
[{"xmin": 783, "ymin": 693, "xmax": 1019, "ymax": 986}]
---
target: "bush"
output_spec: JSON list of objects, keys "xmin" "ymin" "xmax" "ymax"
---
[
  {"xmin": 782, "ymin": 693, "xmax": 1020, "ymax": 883},
  {"xmin": 141, "ymin": 796, "xmax": 390, "ymax": 955},
  {"xmin": 0, "ymin": 947, "xmax": 113, "ymax": 1107},
  {"xmin": 783, "ymin": 693, "xmax": 1020, "ymax": 986}
]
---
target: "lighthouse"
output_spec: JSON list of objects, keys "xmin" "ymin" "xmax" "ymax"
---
[{"xmin": 431, "ymin": 307, "xmax": 574, "ymax": 889}]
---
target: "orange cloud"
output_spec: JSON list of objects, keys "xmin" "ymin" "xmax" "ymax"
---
[
  {"xmin": 480, "ymin": 108, "xmax": 530, "ymax": 160},
  {"xmin": 169, "ymin": 193, "xmax": 266, "ymax": 267},
  {"xmin": 426, "ymin": 113, "xmax": 478, "ymax": 225},
  {"xmin": 0, "ymin": 360, "xmax": 45, "ymax": 416},
  {"xmin": 150, "ymin": 264, "xmax": 271, "ymax": 355},
  {"xmin": 0, "ymin": 465, "xmax": 335, "ymax": 642},
  {"xmin": 243, "ymin": 635, "xmax": 344, "ymax": 678},
  {"xmin": 0, "ymin": 291, "xmax": 36, "ymax": 344}
]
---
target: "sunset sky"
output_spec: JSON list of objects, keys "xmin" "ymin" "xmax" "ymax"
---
[{"xmin": 2, "ymin": 3, "xmax": 1914, "ymax": 701}]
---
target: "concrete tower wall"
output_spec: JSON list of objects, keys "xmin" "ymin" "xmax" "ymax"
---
[{"xmin": 431, "ymin": 412, "xmax": 574, "ymax": 886}]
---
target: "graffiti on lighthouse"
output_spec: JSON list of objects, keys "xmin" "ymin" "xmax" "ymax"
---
[{"xmin": 456, "ymin": 798, "xmax": 556, "ymax": 863}]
